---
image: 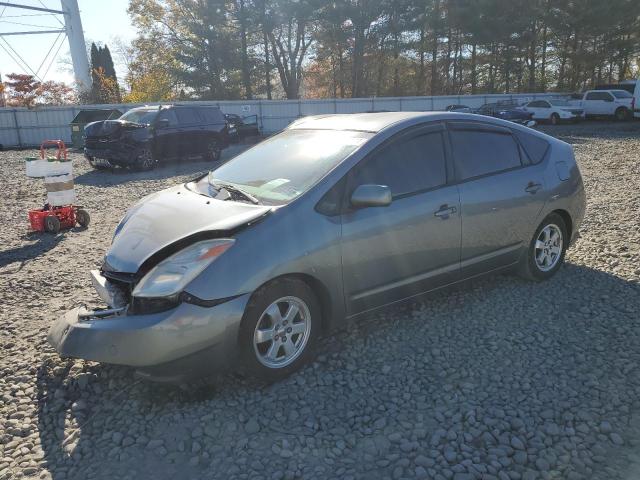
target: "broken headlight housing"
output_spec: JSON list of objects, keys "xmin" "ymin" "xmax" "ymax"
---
[{"xmin": 132, "ymin": 239, "xmax": 235, "ymax": 299}]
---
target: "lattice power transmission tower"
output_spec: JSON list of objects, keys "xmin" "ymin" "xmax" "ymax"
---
[{"xmin": 0, "ymin": 0, "xmax": 90, "ymax": 88}]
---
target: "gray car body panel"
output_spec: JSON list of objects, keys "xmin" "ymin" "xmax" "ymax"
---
[
  {"xmin": 47, "ymin": 293, "xmax": 250, "ymax": 368},
  {"xmin": 48, "ymin": 112, "xmax": 586, "ymax": 378},
  {"xmin": 107, "ymin": 184, "xmax": 272, "ymax": 272}
]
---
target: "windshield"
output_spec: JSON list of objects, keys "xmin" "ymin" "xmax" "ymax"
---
[
  {"xmin": 207, "ymin": 129, "xmax": 372, "ymax": 205},
  {"xmin": 119, "ymin": 108, "xmax": 159, "ymax": 125},
  {"xmin": 612, "ymin": 90, "xmax": 632, "ymax": 98},
  {"xmin": 549, "ymin": 100, "xmax": 570, "ymax": 106}
]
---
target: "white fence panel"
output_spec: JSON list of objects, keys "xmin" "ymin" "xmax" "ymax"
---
[
  {"xmin": 372, "ymin": 98, "xmax": 402, "ymax": 111},
  {"xmin": 0, "ymin": 92, "xmax": 565, "ymax": 148},
  {"xmin": 400, "ymin": 98, "xmax": 431, "ymax": 111},
  {"xmin": 336, "ymin": 100, "xmax": 373, "ymax": 113},
  {"xmin": 300, "ymin": 100, "xmax": 335, "ymax": 116}
]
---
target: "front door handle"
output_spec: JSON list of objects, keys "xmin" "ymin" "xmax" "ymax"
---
[
  {"xmin": 525, "ymin": 182, "xmax": 542, "ymax": 194},
  {"xmin": 434, "ymin": 204, "xmax": 457, "ymax": 219}
]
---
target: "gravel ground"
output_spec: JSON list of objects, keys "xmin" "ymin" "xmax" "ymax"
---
[{"xmin": 1, "ymin": 122, "xmax": 640, "ymax": 480}]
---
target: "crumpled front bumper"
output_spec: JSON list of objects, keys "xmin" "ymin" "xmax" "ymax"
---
[
  {"xmin": 47, "ymin": 293, "xmax": 251, "ymax": 378},
  {"xmin": 84, "ymin": 143, "xmax": 140, "ymax": 166}
]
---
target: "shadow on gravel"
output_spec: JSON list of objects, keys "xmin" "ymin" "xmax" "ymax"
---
[
  {"xmin": 33, "ymin": 262, "xmax": 640, "ymax": 480},
  {"xmin": 74, "ymin": 144, "xmax": 252, "ymax": 188},
  {"xmin": 73, "ymin": 160, "xmax": 216, "ymax": 188},
  {"xmin": 0, "ymin": 233, "xmax": 64, "ymax": 270}
]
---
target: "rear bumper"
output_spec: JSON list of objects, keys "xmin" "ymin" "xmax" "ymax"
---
[{"xmin": 47, "ymin": 293, "xmax": 251, "ymax": 379}]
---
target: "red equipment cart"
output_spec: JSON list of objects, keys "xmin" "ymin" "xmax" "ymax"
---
[{"xmin": 28, "ymin": 140, "xmax": 90, "ymax": 234}]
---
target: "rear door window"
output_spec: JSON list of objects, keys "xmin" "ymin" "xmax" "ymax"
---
[
  {"xmin": 202, "ymin": 108, "xmax": 224, "ymax": 123},
  {"xmin": 450, "ymin": 128, "xmax": 522, "ymax": 180},
  {"xmin": 174, "ymin": 108, "xmax": 201, "ymax": 125},
  {"xmin": 157, "ymin": 109, "xmax": 178, "ymax": 127},
  {"xmin": 351, "ymin": 131, "xmax": 447, "ymax": 197}
]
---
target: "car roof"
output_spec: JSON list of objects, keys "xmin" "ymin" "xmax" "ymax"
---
[
  {"xmin": 286, "ymin": 111, "xmax": 561, "ymax": 145},
  {"xmin": 287, "ymin": 112, "xmax": 502, "ymax": 133}
]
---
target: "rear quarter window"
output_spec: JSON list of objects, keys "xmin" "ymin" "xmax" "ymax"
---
[
  {"xmin": 513, "ymin": 130, "xmax": 550, "ymax": 165},
  {"xmin": 612, "ymin": 90, "xmax": 632, "ymax": 99}
]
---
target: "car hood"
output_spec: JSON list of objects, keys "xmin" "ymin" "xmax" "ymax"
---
[
  {"xmin": 84, "ymin": 119, "xmax": 147, "ymax": 139},
  {"xmin": 105, "ymin": 184, "xmax": 271, "ymax": 273}
]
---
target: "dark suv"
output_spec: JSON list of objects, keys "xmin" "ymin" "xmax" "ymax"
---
[{"xmin": 84, "ymin": 105, "xmax": 230, "ymax": 170}]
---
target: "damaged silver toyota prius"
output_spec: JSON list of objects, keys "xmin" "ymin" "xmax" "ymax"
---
[{"xmin": 48, "ymin": 112, "xmax": 585, "ymax": 381}]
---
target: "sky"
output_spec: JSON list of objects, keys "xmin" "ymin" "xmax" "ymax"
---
[{"xmin": 0, "ymin": 0, "xmax": 136, "ymax": 85}]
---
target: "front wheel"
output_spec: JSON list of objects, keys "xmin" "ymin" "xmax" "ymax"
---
[
  {"xmin": 550, "ymin": 113, "xmax": 560, "ymax": 125},
  {"xmin": 239, "ymin": 278, "xmax": 320, "ymax": 381},
  {"xmin": 615, "ymin": 107, "xmax": 630, "ymax": 122},
  {"xmin": 76, "ymin": 209, "xmax": 90, "ymax": 228},
  {"xmin": 518, "ymin": 213, "xmax": 568, "ymax": 281},
  {"xmin": 44, "ymin": 215, "xmax": 60, "ymax": 234},
  {"xmin": 204, "ymin": 139, "xmax": 221, "ymax": 162},
  {"xmin": 135, "ymin": 148, "xmax": 155, "ymax": 171}
]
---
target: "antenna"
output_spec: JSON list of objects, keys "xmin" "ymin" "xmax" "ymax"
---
[{"xmin": 0, "ymin": 0, "xmax": 91, "ymax": 89}]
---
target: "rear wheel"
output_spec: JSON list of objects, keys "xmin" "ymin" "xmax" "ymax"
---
[
  {"xmin": 518, "ymin": 213, "xmax": 568, "ymax": 281},
  {"xmin": 44, "ymin": 215, "xmax": 60, "ymax": 234},
  {"xmin": 76, "ymin": 209, "xmax": 90, "ymax": 228},
  {"xmin": 239, "ymin": 278, "xmax": 320, "ymax": 381},
  {"xmin": 550, "ymin": 113, "xmax": 560, "ymax": 125},
  {"xmin": 615, "ymin": 107, "xmax": 630, "ymax": 122}
]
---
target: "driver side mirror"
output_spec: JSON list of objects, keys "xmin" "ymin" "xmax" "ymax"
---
[
  {"xmin": 156, "ymin": 118, "xmax": 170, "ymax": 129},
  {"xmin": 350, "ymin": 184, "xmax": 392, "ymax": 209}
]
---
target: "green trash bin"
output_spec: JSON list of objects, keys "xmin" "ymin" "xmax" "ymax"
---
[{"xmin": 69, "ymin": 109, "xmax": 122, "ymax": 149}]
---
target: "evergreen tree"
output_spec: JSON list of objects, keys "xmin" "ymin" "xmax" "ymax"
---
[{"xmin": 88, "ymin": 42, "xmax": 121, "ymax": 103}]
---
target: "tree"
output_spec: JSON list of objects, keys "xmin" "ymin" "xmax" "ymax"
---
[
  {"xmin": 123, "ymin": 0, "xmax": 640, "ymax": 100},
  {"xmin": 264, "ymin": 0, "xmax": 319, "ymax": 99},
  {"xmin": 89, "ymin": 42, "xmax": 122, "ymax": 103},
  {"xmin": 3, "ymin": 73, "xmax": 76, "ymax": 107},
  {"xmin": 4, "ymin": 74, "xmax": 40, "ymax": 107},
  {"xmin": 123, "ymin": 33, "xmax": 181, "ymax": 102}
]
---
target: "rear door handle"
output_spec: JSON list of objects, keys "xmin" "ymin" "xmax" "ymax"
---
[
  {"xmin": 434, "ymin": 204, "xmax": 457, "ymax": 219},
  {"xmin": 525, "ymin": 182, "xmax": 542, "ymax": 194}
]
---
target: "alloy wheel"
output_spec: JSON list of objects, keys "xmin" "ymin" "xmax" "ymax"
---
[
  {"xmin": 207, "ymin": 140, "xmax": 220, "ymax": 161},
  {"xmin": 534, "ymin": 223, "xmax": 563, "ymax": 272},
  {"xmin": 138, "ymin": 149, "xmax": 154, "ymax": 169},
  {"xmin": 253, "ymin": 296, "xmax": 311, "ymax": 369}
]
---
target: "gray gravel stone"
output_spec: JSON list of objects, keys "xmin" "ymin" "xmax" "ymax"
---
[{"xmin": 2, "ymin": 124, "xmax": 640, "ymax": 480}]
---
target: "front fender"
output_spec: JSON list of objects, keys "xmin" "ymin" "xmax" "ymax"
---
[{"xmin": 184, "ymin": 203, "xmax": 346, "ymax": 330}]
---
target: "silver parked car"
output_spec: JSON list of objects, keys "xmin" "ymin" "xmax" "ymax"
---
[{"xmin": 48, "ymin": 112, "xmax": 586, "ymax": 381}]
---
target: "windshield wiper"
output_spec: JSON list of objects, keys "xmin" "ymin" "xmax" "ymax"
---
[{"xmin": 211, "ymin": 182, "xmax": 261, "ymax": 205}]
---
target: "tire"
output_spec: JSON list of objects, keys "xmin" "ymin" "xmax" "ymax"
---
[
  {"xmin": 239, "ymin": 278, "xmax": 320, "ymax": 381},
  {"xmin": 204, "ymin": 138, "xmax": 221, "ymax": 162},
  {"xmin": 550, "ymin": 113, "xmax": 560, "ymax": 125},
  {"xmin": 44, "ymin": 215, "xmax": 60, "ymax": 234},
  {"xmin": 615, "ymin": 107, "xmax": 630, "ymax": 122},
  {"xmin": 76, "ymin": 209, "xmax": 90, "ymax": 228},
  {"xmin": 135, "ymin": 148, "xmax": 155, "ymax": 170},
  {"xmin": 518, "ymin": 213, "xmax": 568, "ymax": 281}
]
